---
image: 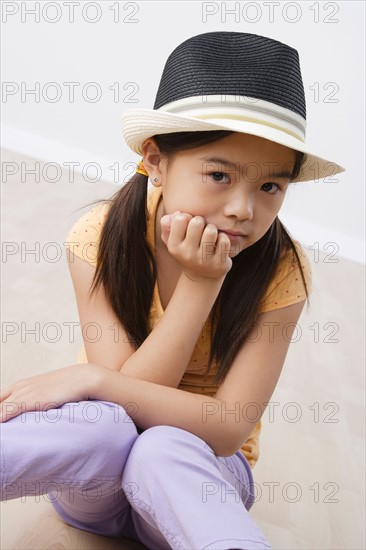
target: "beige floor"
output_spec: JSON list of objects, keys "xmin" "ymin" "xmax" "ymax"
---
[{"xmin": 1, "ymin": 148, "xmax": 365, "ymax": 549}]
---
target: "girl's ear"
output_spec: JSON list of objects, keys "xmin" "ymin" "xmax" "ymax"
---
[{"xmin": 141, "ymin": 138, "xmax": 165, "ymax": 186}]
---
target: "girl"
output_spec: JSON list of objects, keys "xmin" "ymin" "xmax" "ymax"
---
[{"xmin": 0, "ymin": 32, "xmax": 344, "ymax": 550}]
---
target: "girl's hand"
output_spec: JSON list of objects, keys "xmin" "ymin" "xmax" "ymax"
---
[
  {"xmin": 0, "ymin": 364, "xmax": 97, "ymax": 423},
  {"xmin": 160, "ymin": 211, "xmax": 233, "ymax": 281}
]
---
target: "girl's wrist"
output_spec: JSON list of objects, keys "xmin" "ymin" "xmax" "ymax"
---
[
  {"xmin": 81, "ymin": 363, "xmax": 107, "ymax": 400},
  {"xmin": 181, "ymin": 269, "xmax": 226, "ymax": 286}
]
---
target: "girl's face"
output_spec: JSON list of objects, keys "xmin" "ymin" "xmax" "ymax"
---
[{"xmin": 150, "ymin": 132, "xmax": 297, "ymax": 258}]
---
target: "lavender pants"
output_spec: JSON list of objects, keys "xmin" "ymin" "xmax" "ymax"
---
[{"xmin": 0, "ymin": 399, "xmax": 271, "ymax": 550}]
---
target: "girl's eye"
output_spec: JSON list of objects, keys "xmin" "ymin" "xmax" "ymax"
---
[
  {"xmin": 208, "ymin": 172, "xmax": 230, "ymax": 184},
  {"xmin": 208, "ymin": 173, "xmax": 283, "ymax": 194},
  {"xmin": 261, "ymin": 182, "xmax": 281, "ymax": 194}
]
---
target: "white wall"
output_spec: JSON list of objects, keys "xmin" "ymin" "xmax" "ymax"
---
[{"xmin": 2, "ymin": 0, "xmax": 365, "ymax": 264}]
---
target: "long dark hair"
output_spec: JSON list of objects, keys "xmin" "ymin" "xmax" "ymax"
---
[{"xmin": 83, "ymin": 131, "xmax": 309, "ymax": 385}]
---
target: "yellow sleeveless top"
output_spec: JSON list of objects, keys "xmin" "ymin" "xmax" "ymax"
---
[{"xmin": 65, "ymin": 185, "xmax": 313, "ymax": 469}]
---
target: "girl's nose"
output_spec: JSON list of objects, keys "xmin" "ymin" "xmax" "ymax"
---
[{"xmin": 223, "ymin": 191, "xmax": 254, "ymax": 221}]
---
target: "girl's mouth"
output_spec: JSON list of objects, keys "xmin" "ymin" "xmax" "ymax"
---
[{"xmin": 218, "ymin": 230, "xmax": 246, "ymax": 242}]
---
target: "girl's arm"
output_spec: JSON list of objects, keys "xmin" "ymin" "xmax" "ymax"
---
[
  {"xmin": 0, "ymin": 297, "xmax": 305, "ymax": 458},
  {"xmin": 68, "ymin": 250, "xmax": 223, "ymax": 387},
  {"xmin": 119, "ymin": 270, "xmax": 224, "ymax": 387},
  {"xmin": 88, "ymin": 297, "xmax": 306, "ymax": 457},
  {"xmin": 67, "ymin": 210, "xmax": 229, "ymax": 388}
]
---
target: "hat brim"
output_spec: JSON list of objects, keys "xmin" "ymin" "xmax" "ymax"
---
[{"xmin": 121, "ymin": 109, "xmax": 345, "ymax": 183}]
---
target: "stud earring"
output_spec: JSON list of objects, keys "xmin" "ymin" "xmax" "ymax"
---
[{"xmin": 153, "ymin": 177, "xmax": 158, "ymax": 182}]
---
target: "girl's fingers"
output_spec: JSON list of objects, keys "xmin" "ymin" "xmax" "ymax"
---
[
  {"xmin": 0, "ymin": 387, "xmax": 12, "ymax": 403},
  {"xmin": 200, "ymin": 222, "xmax": 219, "ymax": 248},
  {"xmin": 160, "ymin": 211, "xmax": 182, "ymax": 244},
  {"xmin": 185, "ymin": 216, "xmax": 206, "ymax": 249},
  {"xmin": 162, "ymin": 211, "xmax": 232, "ymax": 277},
  {"xmin": 216, "ymin": 230, "xmax": 232, "ymax": 253},
  {"xmin": 161, "ymin": 211, "xmax": 181, "ymax": 225},
  {"xmin": 0, "ymin": 399, "xmax": 17, "ymax": 422},
  {"xmin": 160, "ymin": 217, "xmax": 171, "ymax": 246},
  {"xmin": 216, "ymin": 232, "xmax": 233, "ymax": 267},
  {"xmin": 168, "ymin": 213, "xmax": 193, "ymax": 248}
]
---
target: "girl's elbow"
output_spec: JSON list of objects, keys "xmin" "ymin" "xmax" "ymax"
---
[
  {"xmin": 216, "ymin": 442, "xmax": 241, "ymax": 458},
  {"xmin": 207, "ymin": 429, "xmax": 242, "ymax": 458},
  {"xmin": 213, "ymin": 426, "xmax": 250, "ymax": 458},
  {"xmin": 208, "ymin": 441, "xmax": 240, "ymax": 458}
]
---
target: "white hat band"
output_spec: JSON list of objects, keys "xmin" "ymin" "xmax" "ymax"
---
[{"xmin": 157, "ymin": 96, "xmax": 306, "ymax": 143}]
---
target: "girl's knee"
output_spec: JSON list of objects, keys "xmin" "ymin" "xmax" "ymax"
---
[
  {"xmin": 58, "ymin": 400, "xmax": 139, "ymax": 460},
  {"xmin": 51, "ymin": 401, "xmax": 141, "ymax": 482},
  {"xmin": 129, "ymin": 425, "xmax": 203, "ymax": 456},
  {"xmin": 123, "ymin": 425, "xmax": 210, "ymax": 481}
]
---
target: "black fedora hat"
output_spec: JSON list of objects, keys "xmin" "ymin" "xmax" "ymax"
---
[{"xmin": 121, "ymin": 31, "xmax": 345, "ymax": 183}]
